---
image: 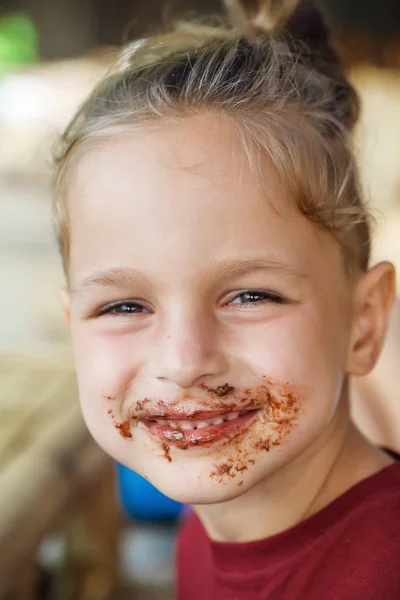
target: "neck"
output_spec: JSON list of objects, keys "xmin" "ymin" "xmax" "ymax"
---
[{"xmin": 194, "ymin": 394, "xmax": 392, "ymax": 543}]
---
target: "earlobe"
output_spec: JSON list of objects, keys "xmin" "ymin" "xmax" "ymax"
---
[
  {"xmin": 347, "ymin": 262, "xmax": 396, "ymax": 377},
  {"xmin": 60, "ymin": 287, "xmax": 71, "ymax": 328}
]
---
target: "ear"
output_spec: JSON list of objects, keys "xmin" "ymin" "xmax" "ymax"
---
[
  {"xmin": 347, "ymin": 262, "xmax": 396, "ymax": 377},
  {"xmin": 60, "ymin": 287, "xmax": 71, "ymax": 328}
]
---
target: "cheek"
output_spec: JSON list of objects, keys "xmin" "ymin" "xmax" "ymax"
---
[
  {"xmin": 232, "ymin": 310, "xmax": 349, "ymax": 416},
  {"xmin": 69, "ymin": 324, "xmax": 139, "ymax": 440},
  {"xmin": 71, "ymin": 323, "xmax": 140, "ymax": 386}
]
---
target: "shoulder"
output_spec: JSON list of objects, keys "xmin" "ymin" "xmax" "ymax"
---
[
  {"xmin": 339, "ymin": 459, "xmax": 400, "ymax": 526},
  {"xmin": 272, "ymin": 464, "xmax": 400, "ymax": 599},
  {"xmin": 323, "ymin": 461, "xmax": 400, "ymax": 543},
  {"xmin": 310, "ymin": 462, "xmax": 400, "ymax": 595}
]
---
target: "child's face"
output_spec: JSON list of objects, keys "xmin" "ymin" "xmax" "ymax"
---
[{"xmin": 63, "ymin": 115, "xmax": 372, "ymax": 503}]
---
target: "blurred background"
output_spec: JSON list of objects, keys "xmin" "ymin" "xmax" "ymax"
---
[{"xmin": 0, "ymin": 1, "xmax": 399, "ymax": 599}]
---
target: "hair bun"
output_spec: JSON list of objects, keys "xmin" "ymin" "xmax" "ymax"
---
[
  {"xmin": 224, "ymin": 0, "xmax": 303, "ymax": 36},
  {"xmin": 284, "ymin": 1, "xmax": 360, "ymax": 131},
  {"xmin": 225, "ymin": 0, "xmax": 360, "ymax": 130}
]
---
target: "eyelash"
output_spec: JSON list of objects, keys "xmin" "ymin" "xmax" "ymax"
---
[
  {"xmin": 97, "ymin": 302, "xmax": 150, "ymax": 316},
  {"xmin": 97, "ymin": 290, "xmax": 284, "ymax": 317},
  {"xmin": 228, "ymin": 290, "xmax": 285, "ymax": 306}
]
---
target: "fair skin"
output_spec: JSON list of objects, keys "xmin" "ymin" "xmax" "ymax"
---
[
  {"xmin": 351, "ymin": 298, "xmax": 400, "ymax": 453},
  {"xmin": 62, "ymin": 113, "xmax": 395, "ymax": 543}
]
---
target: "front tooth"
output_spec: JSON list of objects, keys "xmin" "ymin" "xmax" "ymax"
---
[
  {"xmin": 211, "ymin": 417, "xmax": 224, "ymax": 425},
  {"xmin": 156, "ymin": 419, "xmax": 165, "ymax": 424},
  {"xmin": 181, "ymin": 421, "xmax": 195, "ymax": 430},
  {"xmin": 196, "ymin": 421, "xmax": 209, "ymax": 429},
  {"xmin": 169, "ymin": 421, "xmax": 178, "ymax": 429},
  {"xmin": 226, "ymin": 412, "xmax": 239, "ymax": 421}
]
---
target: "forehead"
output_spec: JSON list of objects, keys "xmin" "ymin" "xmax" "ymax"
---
[{"xmin": 66, "ymin": 113, "xmax": 339, "ymax": 284}]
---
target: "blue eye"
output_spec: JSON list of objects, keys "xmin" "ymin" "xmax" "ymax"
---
[
  {"xmin": 229, "ymin": 290, "xmax": 284, "ymax": 305},
  {"xmin": 100, "ymin": 302, "xmax": 151, "ymax": 316}
]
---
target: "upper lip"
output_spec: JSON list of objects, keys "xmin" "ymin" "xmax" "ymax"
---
[
  {"xmin": 145, "ymin": 409, "xmax": 244, "ymax": 421},
  {"xmin": 134, "ymin": 404, "xmax": 261, "ymax": 421},
  {"xmin": 128, "ymin": 386, "xmax": 270, "ymax": 421}
]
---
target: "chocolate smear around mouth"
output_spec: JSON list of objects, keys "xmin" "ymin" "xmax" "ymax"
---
[
  {"xmin": 198, "ymin": 383, "xmax": 235, "ymax": 397},
  {"xmin": 105, "ymin": 377, "xmax": 307, "ymax": 471},
  {"xmin": 162, "ymin": 442, "xmax": 172, "ymax": 462},
  {"xmin": 115, "ymin": 420, "xmax": 132, "ymax": 439},
  {"xmin": 104, "ymin": 404, "xmax": 134, "ymax": 440},
  {"xmin": 206, "ymin": 379, "xmax": 306, "ymax": 481}
]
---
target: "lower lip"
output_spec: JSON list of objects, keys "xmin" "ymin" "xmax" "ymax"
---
[{"xmin": 142, "ymin": 410, "xmax": 259, "ymax": 448}]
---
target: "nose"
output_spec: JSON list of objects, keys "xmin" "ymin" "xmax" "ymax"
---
[{"xmin": 150, "ymin": 308, "xmax": 229, "ymax": 389}]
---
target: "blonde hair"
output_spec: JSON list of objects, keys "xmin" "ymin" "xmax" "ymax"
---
[{"xmin": 53, "ymin": 0, "xmax": 371, "ymax": 274}]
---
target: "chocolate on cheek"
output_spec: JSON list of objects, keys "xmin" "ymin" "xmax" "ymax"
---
[
  {"xmin": 208, "ymin": 379, "xmax": 306, "ymax": 485},
  {"xmin": 103, "ymin": 393, "xmax": 136, "ymax": 441}
]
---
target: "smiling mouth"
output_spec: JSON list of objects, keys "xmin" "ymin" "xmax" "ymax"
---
[{"xmin": 141, "ymin": 408, "xmax": 260, "ymax": 447}]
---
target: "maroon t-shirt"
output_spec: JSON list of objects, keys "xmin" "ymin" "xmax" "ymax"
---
[{"xmin": 177, "ymin": 462, "xmax": 400, "ymax": 599}]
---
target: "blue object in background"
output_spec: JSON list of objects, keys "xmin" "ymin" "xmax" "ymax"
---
[{"xmin": 117, "ymin": 463, "xmax": 183, "ymax": 522}]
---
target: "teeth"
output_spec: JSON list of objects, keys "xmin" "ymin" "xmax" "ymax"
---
[
  {"xmin": 154, "ymin": 411, "xmax": 245, "ymax": 431},
  {"xmin": 169, "ymin": 430, "xmax": 184, "ymax": 440},
  {"xmin": 181, "ymin": 421, "xmax": 195, "ymax": 430},
  {"xmin": 226, "ymin": 412, "xmax": 239, "ymax": 421}
]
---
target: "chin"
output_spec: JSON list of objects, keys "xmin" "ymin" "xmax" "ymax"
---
[{"xmin": 144, "ymin": 465, "xmax": 255, "ymax": 506}]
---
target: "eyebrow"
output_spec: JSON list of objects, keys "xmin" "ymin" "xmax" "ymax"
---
[
  {"xmin": 207, "ymin": 258, "xmax": 309, "ymax": 282},
  {"xmin": 70, "ymin": 267, "xmax": 149, "ymax": 296},
  {"xmin": 70, "ymin": 258, "xmax": 308, "ymax": 296}
]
